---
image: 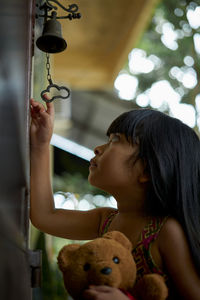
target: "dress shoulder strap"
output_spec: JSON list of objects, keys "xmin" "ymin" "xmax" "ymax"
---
[
  {"xmin": 139, "ymin": 216, "xmax": 169, "ymax": 247},
  {"xmin": 132, "ymin": 216, "xmax": 169, "ymax": 282},
  {"xmin": 100, "ymin": 210, "xmax": 118, "ymax": 236}
]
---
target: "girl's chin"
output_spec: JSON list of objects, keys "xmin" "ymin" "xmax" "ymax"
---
[
  {"xmin": 88, "ymin": 176, "xmax": 101, "ymax": 188},
  {"xmin": 88, "ymin": 177, "xmax": 98, "ymax": 187},
  {"xmin": 88, "ymin": 174, "xmax": 95, "ymax": 185},
  {"xmin": 88, "ymin": 179, "xmax": 110, "ymax": 194}
]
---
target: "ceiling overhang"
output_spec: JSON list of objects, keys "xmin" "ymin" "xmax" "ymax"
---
[
  {"xmin": 54, "ymin": 0, "xmax": 160, "ymax": 90},
  {"xmin": 34, "ymin": 0, "xmax": 160, "ymax": 151}
]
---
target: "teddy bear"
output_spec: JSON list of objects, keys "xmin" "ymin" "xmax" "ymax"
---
[{"xmin": 57, "ymin": 231, "xmax": 168, "ymax": 300}]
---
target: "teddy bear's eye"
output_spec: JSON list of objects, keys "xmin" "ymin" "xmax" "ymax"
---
[
  {"xmin": 83, "ymin": 263, "xmax": 91, "ymax": 271},
  {"xmin": 113, "ymin": 256, "xmax": 120, "ymax": 264}
]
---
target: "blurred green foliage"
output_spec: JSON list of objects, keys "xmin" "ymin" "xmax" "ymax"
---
[
  {"xmin": 53, "ymin": 172, "xmax": 108, "ymax": 197},
  {"xmin": 129, "ymin": 0, "xmax": 200, "ymax": 107}
]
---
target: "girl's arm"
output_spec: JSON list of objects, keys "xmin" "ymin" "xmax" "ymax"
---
[
  {"xmin": 30, "ymin": 99, "xmax": 115, "ymax": 240},
  {"xmin": 158, "ymin": 218, "xmax": 200, "ymax": 299}
]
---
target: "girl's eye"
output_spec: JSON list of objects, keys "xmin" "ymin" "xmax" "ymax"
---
[{"xmin": 109, "ymin": 134, "xmax": 120, "ymax": 143}]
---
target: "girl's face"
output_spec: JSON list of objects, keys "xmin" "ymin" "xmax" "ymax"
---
[{"xmin": 88, "ymin": 133, "xmax": 145, "ymax": 195}]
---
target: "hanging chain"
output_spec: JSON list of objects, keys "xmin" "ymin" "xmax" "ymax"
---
[{"xmin": 46, "ymin": 53, "xmax": 53, "ymax": 84}]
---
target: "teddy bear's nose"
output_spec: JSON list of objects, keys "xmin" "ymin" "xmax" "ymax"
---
[{"xmin": 100, "ymin": 267, "xmax": 112, "ymax": 275}]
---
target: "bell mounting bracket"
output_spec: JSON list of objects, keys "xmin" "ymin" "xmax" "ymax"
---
[{"xmin": 36, "ymin": 0, "xmax": 81, "ymax": 21}]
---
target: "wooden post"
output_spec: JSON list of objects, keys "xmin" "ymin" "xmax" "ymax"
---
[{"xmin": 0, "ymin": 0, "xmax": 35, "ymax": 298}]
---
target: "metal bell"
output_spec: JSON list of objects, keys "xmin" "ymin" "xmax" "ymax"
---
[{"xmin": 36, "ymin": 11, "xmax": 67, "ymax": 53}]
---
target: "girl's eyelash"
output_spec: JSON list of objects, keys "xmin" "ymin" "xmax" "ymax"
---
[{"xmin": 108, "ymin": 134, "xmax": 120, "ymax": 142}]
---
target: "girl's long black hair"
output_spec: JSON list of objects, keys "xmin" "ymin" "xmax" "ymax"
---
[{"xmin": 107, "ymin": 109, "xmax": 200, "ymax": 271}]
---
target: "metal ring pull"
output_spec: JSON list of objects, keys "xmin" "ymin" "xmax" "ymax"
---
[{"xmin": 41, "ymin": 82, "xmax": 70, "ymax": 103}]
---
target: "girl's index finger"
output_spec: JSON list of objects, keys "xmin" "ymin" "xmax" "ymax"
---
[
  {"xmin": 46, "ymin": 101, "xmax": 54, "ymax": 116},
  {"xmin": 41, "ymin": 94, "xmax": 54, "ymax": 116}
]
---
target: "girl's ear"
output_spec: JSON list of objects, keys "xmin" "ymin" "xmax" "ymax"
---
[
  {"xmin": 138, "ymin": 173, "xmax": 150, "ymax": 183},
  {"xmin": 138, "ymin": 163, "xmax": 150, "ymax": 183}
]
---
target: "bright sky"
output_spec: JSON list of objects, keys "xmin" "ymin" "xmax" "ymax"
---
[{"xmin": 114, "ymin": 6, "xmax": 200, "ymax": 130}]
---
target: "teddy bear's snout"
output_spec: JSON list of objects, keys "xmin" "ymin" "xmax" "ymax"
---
[
  {"xmin": 87, "ymin": 264, "xmax": 119, "ymax": 287},
  {"xmin": 100, "ymin": 267, "xmax": 112, "ymax": 275}
]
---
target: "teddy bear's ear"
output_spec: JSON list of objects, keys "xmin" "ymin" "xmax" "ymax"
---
[
  {"xmin": 103, "ymin": 231, "xmax": 132, "ymax": 251},
  {"xmin": 57, "ymin": 244, "xmax": 80, "ymax": 272}
]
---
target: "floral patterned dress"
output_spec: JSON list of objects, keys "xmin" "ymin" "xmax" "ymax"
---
[{"xmin": 100, "ymin": 211, "xmax": 169, "ymax": 284}]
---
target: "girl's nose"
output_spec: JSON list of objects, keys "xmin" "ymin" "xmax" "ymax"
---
[{"xmin": 94, "ymin": 144, "xmax": 105, "ymax": 155}]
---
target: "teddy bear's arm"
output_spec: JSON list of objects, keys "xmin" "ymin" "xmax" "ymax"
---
[{"xmin": 133, "ymin": 274, "xmax": 168, "ymax": 300}]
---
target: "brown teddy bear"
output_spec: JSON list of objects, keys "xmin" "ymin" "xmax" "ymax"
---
[{"xmin": 57, "ymin": 231, "xmax": 168, "ymax": 300}]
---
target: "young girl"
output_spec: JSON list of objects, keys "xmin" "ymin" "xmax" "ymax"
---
[{"xmin": 30, "ymin": 98, "xmax": 200, "ymax": 300}]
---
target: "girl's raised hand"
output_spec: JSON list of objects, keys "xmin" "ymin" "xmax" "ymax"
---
[
  {"xmin": 83, "ymin": 286, "xmax": 131, "ymax": 300},
  {"xmin": 30, "ymin": 98, "xmax": 54, "ymax": 149}
]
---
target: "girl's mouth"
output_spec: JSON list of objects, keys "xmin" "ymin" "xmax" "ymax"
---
[{"xmin": 89, "ymin": 159, "xmax": 97, "ymax": 169}]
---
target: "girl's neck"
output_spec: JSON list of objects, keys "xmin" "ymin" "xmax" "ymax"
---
[
  {"xmin": 112, "ymin": 189, "xmax": 148, "ymax": 217},
  {"xmin": 117, "ymin": 203, "xmax": 149, "ymax": 218}
]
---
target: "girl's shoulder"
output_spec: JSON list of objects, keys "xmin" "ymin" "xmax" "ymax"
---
[
  {"xmin": 157, "ymin": 217, "xmax": 200, "ymax": 298},
  {"xmin": 157, "ymin": 216, "xmax": 190, "ymax": 266},
  {"xmin": 158, "ymin": 217, "xmax": 184, "ymax": 243}
]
